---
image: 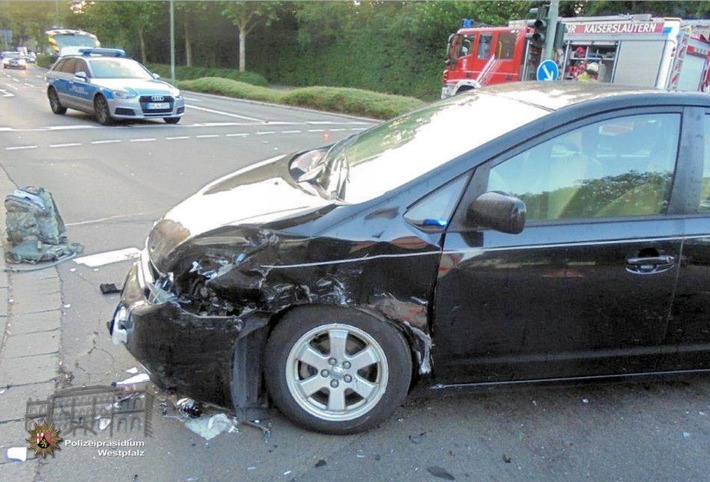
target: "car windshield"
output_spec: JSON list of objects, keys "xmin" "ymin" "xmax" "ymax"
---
[
  {"xmin": 300, "ymin": 92, "xmax": 548, "ymax": 203},
  {"xmin": 88, "ymin": 58, "xmax": 153, "ymax": 79},
  {"xmin": 3, "ymin": 52, "xmax": 20, "ymax": 58}
]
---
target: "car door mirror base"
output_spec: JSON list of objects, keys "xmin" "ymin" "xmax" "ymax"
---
[{"xmin": 466, "ymin": 191, "xmax": 526, "ymax": 234}]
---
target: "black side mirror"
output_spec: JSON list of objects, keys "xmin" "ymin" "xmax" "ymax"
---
[{"xmin": 466, "ymin": 191, "xmax": 526, "ymax": 234}]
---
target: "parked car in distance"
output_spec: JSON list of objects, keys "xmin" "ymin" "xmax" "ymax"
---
[
  {"xmin": 110, "ymin": 82, "xmax": 710, "ymax": 434},
  {"xmin": 45, "ymin": 48, "xmax": 184, "ymax": 125},
  {"xmin": 2, "ymin": 51, "xmax": 26, "ymax": 70}
]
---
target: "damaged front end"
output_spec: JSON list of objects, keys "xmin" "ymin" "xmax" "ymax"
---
[{"xmin": 110, "ymin": 151, "xmax": 440, "ymax": 421}]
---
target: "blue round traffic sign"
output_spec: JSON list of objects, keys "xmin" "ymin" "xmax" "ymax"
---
[{"xmin": 536, "ymin": 60, "xmax": 559, "ymax": 81}]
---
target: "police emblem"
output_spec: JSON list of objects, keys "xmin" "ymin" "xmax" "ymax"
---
[{"xmin": 26, "ymin": 420, "xmax": 62, "ymax": 458}]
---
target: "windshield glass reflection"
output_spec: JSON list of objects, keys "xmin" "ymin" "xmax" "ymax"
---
[{"xmin": 304, "ymin": 92, "xmax": 548, "ymax": 203}]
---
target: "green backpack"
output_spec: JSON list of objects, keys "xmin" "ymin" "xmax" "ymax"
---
[{"xmin": 5, "ymin": 187, "xmax": 82, "ymax": 264}]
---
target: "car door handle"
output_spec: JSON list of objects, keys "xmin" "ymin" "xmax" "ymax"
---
[{"xmin": 625, "ymin": 255, "xmax": 675, "ymax": 275}]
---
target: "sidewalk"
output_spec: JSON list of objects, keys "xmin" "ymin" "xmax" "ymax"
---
[{"xmin": 0, "ymin": 172, "xmax": 64, "ymax": 479}]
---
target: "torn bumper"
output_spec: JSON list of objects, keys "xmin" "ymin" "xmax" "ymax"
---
[{"xmin": 109, "ymin": 260, "xmax": 242, "ymax": 408}]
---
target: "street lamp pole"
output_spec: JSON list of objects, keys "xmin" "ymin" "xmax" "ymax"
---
[
  {"xmin": 544, "ymin": 0, "xmax": 560, "ymax": 60},
  {"xmin": 170, "ymin": 0, "xmax": 176, "ymax": 85}
]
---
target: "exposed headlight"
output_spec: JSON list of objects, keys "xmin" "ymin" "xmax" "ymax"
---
[
  {"xmin": 113, "ymin": 89, "xmax": 138, "ymax": 99},
  {"xmin": 170, "ymin": 87, "xmax": 181, "ymax": 98}
]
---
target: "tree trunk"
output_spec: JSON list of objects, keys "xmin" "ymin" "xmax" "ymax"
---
[
  {"xmin": 183, "ymin": 17, "xmax": 192, "ymax": 67},
  {"xmin": 138, "ymin": 28, "xmax": 147, "ymax": 64},
  {"xmin": 239, "ymin": 28, "xmax": 246, "ymax": 72}
]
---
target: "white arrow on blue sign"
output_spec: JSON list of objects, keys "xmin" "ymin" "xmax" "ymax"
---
[{"xmin": 536, "ymin": 60, "xmax": 559, "ymax": 81}]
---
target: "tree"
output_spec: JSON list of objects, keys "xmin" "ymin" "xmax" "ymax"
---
[
  {"xmin": 0, "ymin": 1, "xmax": 63, "ymax": 51},
  {"xmin": 176, "ymin": 1, "xmax": 210, "ymax": 67},
  {"xmin": 79, "ymin": 1, "xmax": 161, "ymax": 63},
  {"xmin": 568, "ymin": 1, "xmax": 701, "ymax": 18},
  {"xmin": 222, "ymin": 1, "xmax": 280, "ymax": 72}
]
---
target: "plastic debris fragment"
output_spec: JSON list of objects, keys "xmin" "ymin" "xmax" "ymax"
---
[
  {"xmin": 176, "ymin": 398, "xmax": 202, "ymax": 418},
  {"xmin": 100, "ymin": 283, "xmax": 121, "ymax": 294},
  {"xmin": 6, "ymin": 447, "xmax": 27, "ymax": 462},
  {"xmin": 115, "ymin": 373, "xmax": 150, "ymax": 386}
]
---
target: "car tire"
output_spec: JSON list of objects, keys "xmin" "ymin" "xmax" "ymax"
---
[
  {"xmin": 164, "ymin": 117, "xmax": 180, "ymax": 124},
  {"xmin": 47, "ymin": 88, "xmax": 67, "ymax": 115},
  {"xmin": 94, "ymin": 95, "xmax": 113, "ymax": 126},
  {"xmin": 263, "ymin": 306, "xmax": 412, "ymax": 434}
]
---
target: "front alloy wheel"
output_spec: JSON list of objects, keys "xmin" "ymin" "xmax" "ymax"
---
[
  {"xmin": 94, "ymin": 95, "xmax": 113, "ymax": 126},
  {"xmin": 264, "ymin": 307, "xmax": 412, "ymax": 434},
  {"xmin": 48, "ymin": 88, "xmax": 67, "ymax": 115}
]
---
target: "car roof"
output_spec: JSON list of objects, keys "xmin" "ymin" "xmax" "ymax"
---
[{"xmin": 472, "ymin": 81, "xmax": 709, "ymax": 112}]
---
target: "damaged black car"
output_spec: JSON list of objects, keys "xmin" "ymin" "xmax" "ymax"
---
[{"xmin": 110, "ymin": 82, "xmax": 710, "ymax": 434}]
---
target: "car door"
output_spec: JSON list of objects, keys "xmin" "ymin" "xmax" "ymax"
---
[
  {"xmin": 50, "ymin": 58, "xmax": 77, "ymax": 107},
  {"xmin": 666, "ymin": 107, "xmax": 710, "ymax": 371},
  {"xmin": 432, "ymin": 108, "xmax": 685, "ymax": 385},
  {"xmin": 68, "ymin": 58, "xmax": 95, "ymax": 112}
]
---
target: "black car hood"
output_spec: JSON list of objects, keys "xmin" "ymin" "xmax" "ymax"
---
[{"xmin": 147, "ymin": 154, "xmax": 333, "ymax": 269}]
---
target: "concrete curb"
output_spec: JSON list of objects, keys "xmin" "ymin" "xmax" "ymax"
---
[{"xmin": 0, "ymin": 171, "xmax": 64, "ymax": 477}]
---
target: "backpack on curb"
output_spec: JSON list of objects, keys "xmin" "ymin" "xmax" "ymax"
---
[{"xmin": 4, "ymin": 186, "xmax": 82, "ymax": 264}]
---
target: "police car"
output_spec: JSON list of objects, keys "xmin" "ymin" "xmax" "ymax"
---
[{"xmin": 45, "ymin": 48, "xmax": 184, "ymax": 125}]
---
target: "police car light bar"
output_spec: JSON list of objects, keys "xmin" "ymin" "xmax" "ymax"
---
[{"xmin": 78, "ymin": 48, "xmax": 126, "ymax": 57}]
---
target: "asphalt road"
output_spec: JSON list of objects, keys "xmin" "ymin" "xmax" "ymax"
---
[{"xmin": 1, "ymin": 65, "xmax": 710, "ymax": 482}]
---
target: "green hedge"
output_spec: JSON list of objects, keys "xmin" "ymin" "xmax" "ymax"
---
[
  {"xmin": 36, "ymin": 54, "xmax": 54, "ymax": 69},
  {"xmin": 146, "ymin": 64, "xmax": 268, "ymax": 87},
  {"xmin": 177, "ymin": 77, "xmax": 424, "ymax": 120}
]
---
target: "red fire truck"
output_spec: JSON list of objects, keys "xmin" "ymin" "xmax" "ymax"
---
[
  {"xmin": 441, "ymin": 22, "xmax": 539, "ymax": 98},
  {"xmin": 442, "ymin": 15, "xmax": 710, "ymax": 98}
]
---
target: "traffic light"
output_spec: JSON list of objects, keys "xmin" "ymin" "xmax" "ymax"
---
[{"xmin": 526, "ymin": 5, "xmax": 549, "ymax": 48}]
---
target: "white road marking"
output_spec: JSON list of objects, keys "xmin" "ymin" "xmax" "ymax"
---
[
  {"xmin": 6, "ymin": 145, "xmax": 37, "ymax": 150},
  {"xmin": 49, "ymin": 143, "xmax": 81, "ymax": 148},
  {"xmin": 256, "ymin": 131, "xmax": 275, "ymax": 135},
  {"xmin": 186, "ymin": 104, "xmax": 263, "ymax": 122},
  {"xmin": 48, "ymin": 125, "xmax": 98, "ymax": 131},
  {"xmin": 74, "ymin": 247, "xmax": 142, "ymax": 267},
  {"xmin": 130, "ymin": 138, "xmax": 156, "ymax": 142},
  {"xmin": 90, "ymin": 139, "xmax": 121, "ymax": 145},
  {"xmin": 166, "ymin": 136, "xmax": 190, "ymax": 140},
  {"xmin": 196, "ymin": 134, "xmax": 219, "ymax": 138},
  {"xmin": 226, "ymin": 133, "xmax": 248, "ymax": 137},
  {"xmin": 307, "ymin": 121, "xmax": 335, "ymax": 125},
  {"xmin": 308, "ymin": 129, "xmax": 325, "ymax": 132},
  {"xmin": 0, "ymin": 90, "xmax": 11, "ymax": 97},
  {"xmin": 67, "ymin": 211, "xmax": 160, "ymax": 227},
  {"xmin": 281, "ymin": 130, "xmax": 301, "ymax": 134}
]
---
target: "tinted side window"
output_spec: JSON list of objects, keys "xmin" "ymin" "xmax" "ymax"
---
[
  {"xmin": 497, "ymin": 32, "xmax": 517, "ymax": 60},
  {"xmin": 59, "ymin": 58, "xmax": 76, "ymax": 74},
  {"xmin": 700, "ymin": 115, "xmax": 710, "ymax": 213},
  {"xmin": 405, "ymin": 175, "xmax": 469, "ymax": 228},
  {"xmin": 477, "ymin": 34, "xmax": 493, "ymax": 59},
  {"xmin": 74, "ymin": 59, "xmax": 88, "ymax": 75},
  {"xmin": 52, "ymin": 59, "xmax": 67, "ymax": 72},
  {"xmin": 488, "ymin": 113, "xmax": 680, "ymax": 221}
]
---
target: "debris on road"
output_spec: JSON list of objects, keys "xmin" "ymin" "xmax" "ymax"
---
[
  {"xmin": 176, "ymin": 398, "xmax": 203, "ymax": 418},
  {"xmin": 427, "ymin": 466, "xmax": 455, "ymax": 480},
  {"xmin": 100, "ymin": 283, "xmax": 122, "ymax": 295},
  {"xmin": 114, "ymin": 373, "xmax": 150, "ymax": 386},
  {"xmin": 6, "ymin": 447, "xmax": 28, "ymax": 462},
  {"xmin": 183, "ymin": 413, "xmax": 239, "ymax": 440}
]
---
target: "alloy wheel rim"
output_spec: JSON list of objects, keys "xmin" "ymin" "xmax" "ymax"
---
[{"xmin": 285, "ymin": 323, "xmax": 388, "ymax": 422}]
